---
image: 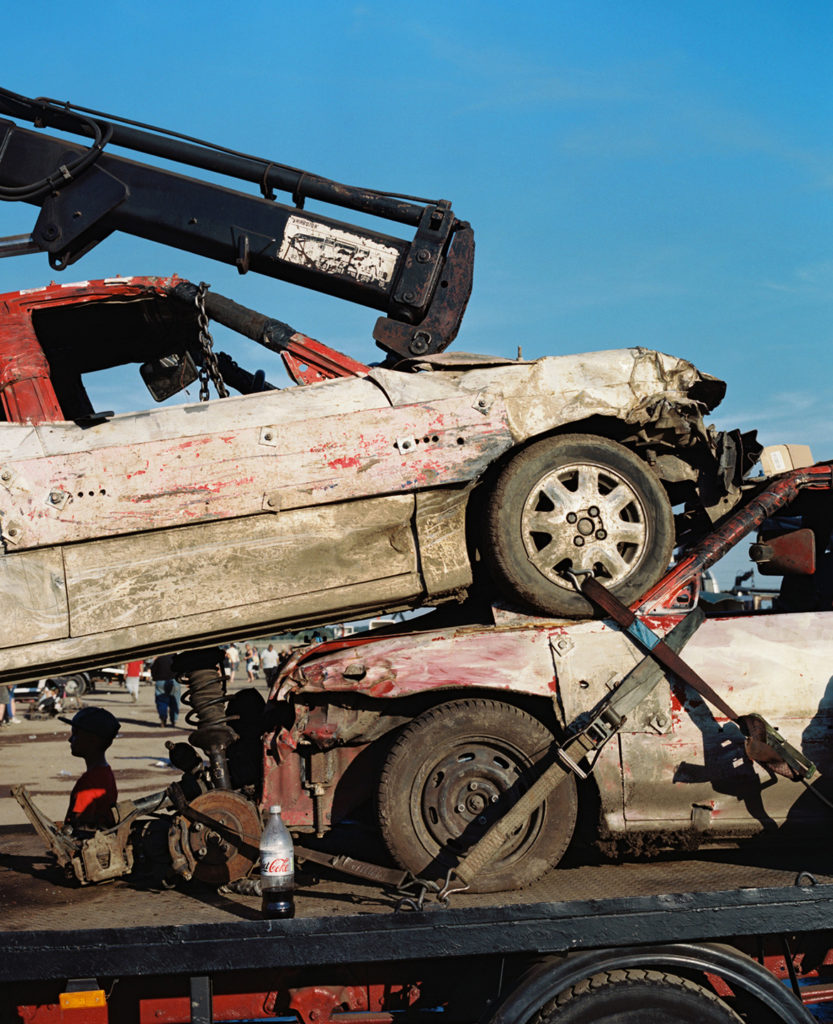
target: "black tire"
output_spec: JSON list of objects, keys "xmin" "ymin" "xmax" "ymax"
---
[
  {"xmin": 533, "ymin": 968, "xmax": 744, "ymax": 1023},
  {"xmin": 377, "ymin": 698, "xmax": 577, "ymax": 893},
  {"xmin": 485, "ymin": 434, "xmax": 675, "ymax": 618}
]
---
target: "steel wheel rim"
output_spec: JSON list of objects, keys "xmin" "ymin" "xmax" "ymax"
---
[
  {"xmin": 521, "ymin": 460, "xmax": 648, "ymax": 590},
  {"xmin": 413, "ymin": 735, "xmax": 544, "ymax": 863}
]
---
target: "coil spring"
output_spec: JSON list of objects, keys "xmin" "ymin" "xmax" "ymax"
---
[{"xmin": 181, "ymin": 666, "xmax": 234, "ymax": 732}]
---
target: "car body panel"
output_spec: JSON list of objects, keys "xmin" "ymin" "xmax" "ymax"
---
[
  {"xmin": 0, "ymin": 276, "xmax": 750, "ymax": 681},
  {"xmin": 0, "ymin": 388, "xmax": 514, "ymax": 548},
  {"xmin": 268, "ymin": 606, "xmax": 833, "ymax": 844}
]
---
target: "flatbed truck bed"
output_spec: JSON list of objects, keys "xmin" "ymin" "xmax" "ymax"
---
[{"xmin": 3, "ymin": 826, "xmax": 833, "ymax": 1022}]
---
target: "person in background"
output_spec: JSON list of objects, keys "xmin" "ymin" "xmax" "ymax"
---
[
  {"xmin": 225, "ymin": 643, "xmax": 240, "ymax": 682},
  {"xmin": 260, "ymin": 643, "xmax": 280, "ymax": 691},
  {"xmin": 151, "ymin": 653, "xmax": 180, "ymax": 728},
  {"xmin": 124, "ymin": 660, "xmax": 143, "ymax": 703},
  {"xmin": 58, "ymin": 706, "xmax": 120, "ymax": 830},
  {"xmin": 5, "ymin": 684, "xmax": 19, "ymax": 724},
  {"xmin": 244, "ymin": 644, "xmax": 256, "ymax": 684}
]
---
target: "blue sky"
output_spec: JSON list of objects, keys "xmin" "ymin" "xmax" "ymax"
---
[{"xmin": 0, "ymin": 1, "xmax": 830, "ymax": 585}]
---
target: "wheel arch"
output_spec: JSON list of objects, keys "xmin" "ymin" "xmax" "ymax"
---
[
  {"xmin": 485, "ymin": 943, "xmax": 811, "ymax": 1024},
  {"xmin": 295, "ymin": 685, "xmax": 572, "ymax": 753},
  {"xmin": 463, "ymin": 414, "xmax": 693, "ymax": 566},
  {"xmin": 474, "ymin": 414, "xmax": 694, "ymax": 501}
]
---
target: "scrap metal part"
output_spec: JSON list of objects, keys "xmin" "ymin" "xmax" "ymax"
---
[
  {"xmin": 167, "ymin": 788, "xmax": 261, "ymax": 885},
  {"xmin": 12, "ymin": 783, "xmax": 134, "ymax": 884}
]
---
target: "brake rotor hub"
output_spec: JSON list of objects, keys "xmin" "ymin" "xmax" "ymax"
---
[{"xmin": 168, "ymin": 790, "xmax": 260, "ymax": 885}]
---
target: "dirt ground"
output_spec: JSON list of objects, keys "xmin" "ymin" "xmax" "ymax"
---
[{"xmin": 0, "ymin": 671, "xmax": 262, "ymax": 827}]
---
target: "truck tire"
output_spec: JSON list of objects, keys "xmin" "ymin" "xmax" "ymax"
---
[
  {"xmin": 63, "ymin": 674, "xmax": 88, "ymax": 698},
  {"xmin": 484, "ymin": 434, "xmax": 674, "ymax": 618},
  {"xmin": 532, "ymin": 968, "xmax": 744, "ymax": 1023},
  {"xmin": 377, "ymin": 698, "xmax": 577, "ymax": 893}
]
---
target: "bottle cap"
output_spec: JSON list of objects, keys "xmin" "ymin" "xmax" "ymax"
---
[{"xmin": 269, "ymin": 804, "xmax": 282, "ymax": 814}]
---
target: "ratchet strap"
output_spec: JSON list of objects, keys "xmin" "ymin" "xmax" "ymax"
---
[
  {"xmin": 445, "ymin": 577, "xmax": 821, "ymax": 899},
  {"xmin": 294, "ymin": 843, "xmax": 410, "ymax": 888},
  {"xmin": 448, "ymin": 607, "xmax": 704, "ymax": 891},
  {"xmin": 580, "ymin": 576, "xmax": 816, "ymax": 784}
]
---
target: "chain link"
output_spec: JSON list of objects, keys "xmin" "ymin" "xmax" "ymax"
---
[{"xmin": 194, "ymin": 282, "xmax": 229, "ymax": 401}]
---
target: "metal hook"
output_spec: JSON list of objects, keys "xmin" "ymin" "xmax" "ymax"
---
[
  {"xmin": 437, "ymin": 869, "xmax": 470, "ymax": 905},
  {"xmin": 394, "ymin": 872, "xmax": 441, "ymax": 913},
  {"xmin": 564, "ymin": 569, "xmax": 593, "ymax": 594}
]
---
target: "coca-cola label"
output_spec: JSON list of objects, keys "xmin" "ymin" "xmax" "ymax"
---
[{"xmin": 262, "ymin": 855, "xmax": 293, "ymax": 878}]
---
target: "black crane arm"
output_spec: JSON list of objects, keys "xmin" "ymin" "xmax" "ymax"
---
[{"xmin": 0, "ymin": 87, "xmax": 473, "ymax": 360}]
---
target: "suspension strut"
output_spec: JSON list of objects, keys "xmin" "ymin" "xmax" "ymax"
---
[{"xmin": 173, "ymin": 648, "xmax": 237, "ymax": 790}]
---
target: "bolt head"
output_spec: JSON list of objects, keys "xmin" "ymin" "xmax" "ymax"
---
[
  {"xmin": 574, "ymin": 536, "xmax": 585, "ymax": 547},
  {"xmin": 409, "ymin": 332, "xmax": 430, "ymax": 355},
  {"xmin": 566, "ymin": 512, "xmax": 578, "ymax": 524}
]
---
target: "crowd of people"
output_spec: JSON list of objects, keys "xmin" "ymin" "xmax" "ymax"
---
[{"xmin": 223, "ymin": 641, "xmax": 283, "ymax": 690}]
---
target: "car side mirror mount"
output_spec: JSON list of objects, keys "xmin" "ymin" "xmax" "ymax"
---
[{"xmin": 140, "ymin": 351, "xmax": 199, "ymax": 402}]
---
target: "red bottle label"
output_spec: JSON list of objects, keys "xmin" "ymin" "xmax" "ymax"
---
[{"xmin": 263, "ymin": 856, "xmax": 293, "ymax": 877}]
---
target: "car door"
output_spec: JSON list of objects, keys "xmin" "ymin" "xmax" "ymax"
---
[{"xmin": 619, "ymin": 609, "xmax": 833, "ymax": 834}]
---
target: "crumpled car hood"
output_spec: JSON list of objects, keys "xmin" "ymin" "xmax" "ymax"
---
[{"xmin": 371, "ymin": 347, "xmax": 725, "ymax": 443}]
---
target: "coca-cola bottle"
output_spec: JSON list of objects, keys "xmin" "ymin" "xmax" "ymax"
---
[{"xmin": 260, "ymin": 804, "xmax": 295, "ymax": 919}]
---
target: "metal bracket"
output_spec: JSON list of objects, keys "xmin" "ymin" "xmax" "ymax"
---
[
  {"xmin": 550, "ymin": 634, "xmax": 574, "ymax": 657},
  {"xmin": 472, "ymin": 391, "xmax": 491, "ymax": 415},
  {"xmin": 2, "ymin": 519, "xmax": 23, "ymax": 545},
  {"xmin": 45, "ymin": 489, "xmax": 71, "ymax": 511}
]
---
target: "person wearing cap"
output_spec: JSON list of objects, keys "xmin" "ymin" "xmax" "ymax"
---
[{"xmin": 59, "ymin": 707, "xmax": 120, "ymax": 830}]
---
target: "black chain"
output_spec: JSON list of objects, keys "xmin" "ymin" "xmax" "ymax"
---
[{"xmin": 194, "ymin": 283, "xmax": 229, "ymax": 401}]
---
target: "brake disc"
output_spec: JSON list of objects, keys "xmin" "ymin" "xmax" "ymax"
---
[{"xmin": 169, "ymin": 790, "xmax": 261, "ymax": 885}]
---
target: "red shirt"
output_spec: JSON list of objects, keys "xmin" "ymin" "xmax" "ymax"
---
[{"xmin": 66, "ymin": 763, "xmax": 118, "ymax": 827}]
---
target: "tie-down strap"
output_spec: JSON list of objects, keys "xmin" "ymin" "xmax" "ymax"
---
[{"xmin": 580, "ymin": 575, "xmax": 815, "ymax": 783}]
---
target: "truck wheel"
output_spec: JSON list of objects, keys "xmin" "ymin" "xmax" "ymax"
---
[
  {"xmin": 534, "ymin": 969, "xmax": 744, "ymax": 1023},
  {"xmin": 377, "ymin": 698, "xmax": 577, "ymax": 893},
  {"xmin": 63, "ymin": 674, "xmax": 88, "ymax": 698},
  {"xmin": 484, "ymin": 434, "xmax": 674, "ymax": 618}
]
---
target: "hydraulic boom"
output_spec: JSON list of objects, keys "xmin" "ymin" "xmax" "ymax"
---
[{"xmin": 0, "ymin": 87, "xmax": 474, "ymax": 360}]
